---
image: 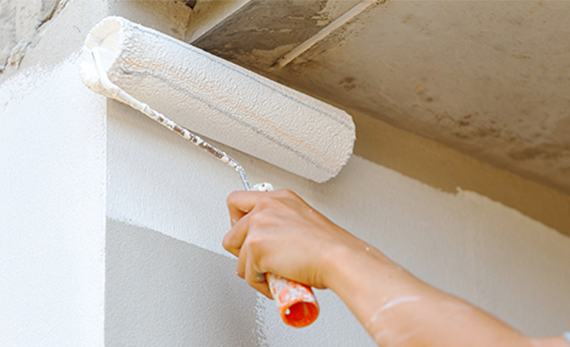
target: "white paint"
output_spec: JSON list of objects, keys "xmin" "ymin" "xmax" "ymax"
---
[
  {"xmin": 365, "ymin": 296, "xmax": 422, "ymax": 329},
  {"xmin": 80, "ymin": 16, "xmax": 355, "ymax": 184},
  {"xmin": 4, "ymin": 3, "xmax": 568, "ymax": 346},
  {"xmin": 107, "ymin": 84, "xmax": 570, "ymax": 341},
  {"xmin": 378, "ymin": 296, "xmax": 422, "ymax": 313},
  {"xmin": 0, "ymin": 53, "xmax": 106, "ymax": 346},
  {"xmin": 87, "ymin": 44, "xmax": 252, "ymax": 189}
]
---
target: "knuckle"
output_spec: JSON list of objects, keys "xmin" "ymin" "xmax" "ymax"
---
[
  {"xmin": 245, "ymin": 232, "xmax": 264, "ymax": 250},
  {"xmin": 226, "ymin": 192, "xmax": 237, "ymax": 205},
  {"xmin": 258, "ymin": 196, "xmax": 288, "ymax": 213},
  {"xmin": 248, "ymin": 212, "xmax": 268, "ymax": 229},
  {"xmin": 257, "ymin": 196, "xmax": 276, "ymax": 210},
  {"xmin": 221, "ymin": 234, "xmax": 233, "ymax": 251},
  {"xmin": 276, "ymin": 189, "xmax": 297, "ymax": 199}
]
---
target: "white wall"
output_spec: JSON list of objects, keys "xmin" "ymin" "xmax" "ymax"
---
[
  {"xmin": 106, "ymin": 219, "xmax": 262, "ymax": 346},
  {"xmin": 1, "ymin": 1, "xmax": 569, "ymax": 346},
  {"xmin": 0, "ymin": 54, "xmax": 106, "ymax": 346},
  {"xmin": 0, "ymin": 0, "xmax": 108, "ymax": 345},
  {"xmin": 107, "ymin": 96, "xmax": 570, "ymax": 345}
]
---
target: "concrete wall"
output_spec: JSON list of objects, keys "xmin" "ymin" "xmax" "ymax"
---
[
  {"xmin": 0, "ymin": 1, "xmax": 108, "ymax": 345},
  {"xmin": 0, "ymin": 40, "xmax": 106, "ymax": 347},
  {"xmin": 107, "ymin": 97, "xmax": 570, "ymax": 344},
  {"xmin": 1, "ymin": 1, "xmax": 569, "ymax": 346}
]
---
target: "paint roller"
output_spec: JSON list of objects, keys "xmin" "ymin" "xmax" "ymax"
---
[{"xmin": 80, "ymin": 16, "xmax": 356, "ymax": 328}]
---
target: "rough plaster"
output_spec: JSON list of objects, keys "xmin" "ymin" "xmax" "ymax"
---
[
  {"xmin": 0, "ymin": 53, "xmax": 106, "ymax": 346},
  {"xmin": 0, "ymin": 0, "xmax": 110, "ymax": 84},
  {"xmin": 107, "ymin": 96, "xmax": 570, "ymax": 340},
  {"xmin": 186, "ymin": 0, "xmax": 251, "ymax": 43},
  {"xmin": 109, "ymin": 0, "xmax": 193, "ymax": 40},
  {"xmin": 106, "ymin": 220, "xmax": 376, "ymax": 346},
  {"xmin": 0, "ymin": 0, "xmax": 63, "ymax": 72},
  {"xmin": 2, "ymin": 1, "xmax": 569, "ymax": 345},
  {"xmin": 106, "ymin": 219, "xmax": 262, "ymax": 346},
  {"xmin": 191, "ymin": 0, "xmax": 570, "ymax": 195},
  {"xmin": 349, "ymin": 105, "xmax": 570, "ymax": 237}
]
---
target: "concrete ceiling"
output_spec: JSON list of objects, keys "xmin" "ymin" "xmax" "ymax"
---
[{"xmin": 187, "ymin": 0, "xmax": 570, "ymax": 194}]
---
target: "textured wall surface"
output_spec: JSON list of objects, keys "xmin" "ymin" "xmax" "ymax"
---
[
  {"xmin": 0, "ymin": 1, "xmax": 108, "ymax": 345},
  {"xmin": 107, "ymin": 95, "xmax": 570, "ymax": 343},
  {"xmin": 1, "ymin": 1, "xmax": 569, "ymax": 346},
  {"xmin": 0, "ymin": 0, "xmax": 62, "ymax": 72},
  {"xmin": 192, "ymin": 0, "xmax": 570, "ymax": 195},
  {"xmin": 0, "ymin": 53, "xmax": 106, "ymax": 346},
  {"xmin": 106, "ymin": 219, "xmax": 263, "ymax": 346}
]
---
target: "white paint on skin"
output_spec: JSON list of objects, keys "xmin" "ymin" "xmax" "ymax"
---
[
  {"xmin": 8, "ymin": 4, "xmax": 569, "ymax": 347},
  {"xmin": 107, "ymin": 105, "xmax": 570, "ymax": 342},
  {"xmin": 392, "ymin": 328, "xmax": 421, "ymax": 347},
  {"xmin": 381, "ymin": 296, "xmax": 422, "ymax": 313},
  {"xmin": 98, "ymin": 15, "xmax": 570, "ymax": 347},
  {"xmin": 373, "ymin": 326, "xmax": 422, "ymax": 346},
  {"xmin": 365, "ymin": 296, "xmax": 422, "ymax": 329},
  {"xmin": 373, "ymin": 331, "xmax": 389, "ymax": 345}
]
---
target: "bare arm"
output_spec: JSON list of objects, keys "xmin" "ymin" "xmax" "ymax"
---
[{"xmin": 223, "ymin": 190, "xmax": 568, "ymax": 347}]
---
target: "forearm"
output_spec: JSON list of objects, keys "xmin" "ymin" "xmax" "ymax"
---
[
  {"xmin": 223, "ymin": 191, "xmax": 567, "ymax": 347},
  {"xmin": 326, "ymin": 244, "xmax": 563, "ymax": 347}
]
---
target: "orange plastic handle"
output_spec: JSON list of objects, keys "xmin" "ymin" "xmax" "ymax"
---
[
  {"xmin": 266, "ymin": 273, "xmax": 319, "ymax": 328},
  {"xmin": 252, "ymin": 183, "xmax": 319, "ymax": 328}
]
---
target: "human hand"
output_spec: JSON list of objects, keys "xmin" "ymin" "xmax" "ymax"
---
[{"xmin": 223, "ymin": 189, "xmax": 366, "ymax": 299}]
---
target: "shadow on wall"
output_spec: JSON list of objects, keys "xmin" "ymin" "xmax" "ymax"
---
[{"xmin": 106, "ymin": 219, "xmax": 262, "ymax": 347}]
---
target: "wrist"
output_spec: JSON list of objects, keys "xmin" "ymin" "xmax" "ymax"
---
[{"xmin": 321, "ymin": 238, "xmax": 398, "ymax": 295}]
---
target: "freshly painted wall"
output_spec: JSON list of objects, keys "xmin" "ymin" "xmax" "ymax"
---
[
  {"xmin": 1, "ymin": 1, "xmax": 569, "ymax": 346},
  {"xmin": 107, "ymin": 98, "xmax": 570, "ymax": 345},
  {"xmin": 0, "ymin": 1, "xmax": 109, "ymax": 345},
  {"xmin": 0, "ymin": 52, "xmax": 106, "ymax": 346}
]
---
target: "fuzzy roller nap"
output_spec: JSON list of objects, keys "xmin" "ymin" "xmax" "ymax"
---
[
  {"xmin": 80, "ymin": 16, "xmax": 356, "ymax": 328},
  {"xmin": 80, "ymin": 16, "xmax": 355, "ymax": 183}
]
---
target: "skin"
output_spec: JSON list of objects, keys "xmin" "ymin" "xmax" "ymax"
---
[{"xmin": 223, "ymin": 189, "xmax": 569, "ymax": 347}]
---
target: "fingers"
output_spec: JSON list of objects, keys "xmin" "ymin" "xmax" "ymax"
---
[
  {"xmin": 235, "ymin": 237, "xmax": 273, "ymax": 299},
  {"xmin": 245, "ymin": 252, "xmax": 273, "ymax": 299},
  {"xmin": 226, "ymin": 190, "xmax": 265, "ymax": 226},
  {"xmin": 226, "ymin": 189, "xmax": 301, "ymax": 226},
  {"xmin": 222, "ymin": 213, "xmax": 251, "ymax": 257},
  {"xmin": 225, "ymin": 189, "xmax": 302, "ymax": 300},
  {"xmin": 236, "ymin": 244, "xmax": 247, "ymax": 278},
  {"xmin": 224, "ymin": 190, "xmax": 288, "ymax": 256}
]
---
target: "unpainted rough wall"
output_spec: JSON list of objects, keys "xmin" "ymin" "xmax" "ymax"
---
[{"xmin": 192, "ymin": 0, "xmax": 570, "ymax": 196}]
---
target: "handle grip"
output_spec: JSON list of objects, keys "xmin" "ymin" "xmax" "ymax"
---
[
  {"xmin": 252, "ymin": 183, "xmax": 320, "ymax": 328},
  {"xmin": 266, "ymin": 273, "xmax": 319, "ymax": 328}
]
